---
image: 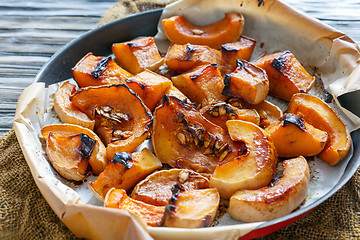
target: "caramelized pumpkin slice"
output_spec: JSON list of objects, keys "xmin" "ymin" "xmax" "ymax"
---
[
  {"xmin": 70, "ymin": 84, "xmax": 152, "ymax": 160},
  {"xmin": 209, "ymin": 120, "xmax": 278, "ymax": 199},
  {"xmin": 228, "ymin": 98, "xmax": 283, "ymax": 128},
  {"xmin": 131, "ymin": 169, "xmax": 209, "ymax": 206},
  {"xmin": 252, "ymin": 51, "xmax": 315, "ymax": 100},
  {"xmin": 89, "ymin": 148, "xmax": 162, "ymax": 201},
  {"xmin": 171, "ymin": 64, "xmax": 228, "ymax": 107},
  {"xmin": 54, "ymin": 81, "xmax": 95, "ymax": 129},
  {"xmin": 162, "ymin": 13, "xmax": 244, "ymax": 49},
  {"xmin": 165, "ymin": 43, "xmax": 221, "ymax": 73},
  {"xmin": 72, "ymin": 52, "xmax": 131, "ymax": 88},
  {"xmin": 200, "ymin": 102, "xmax": 260, "ymax": 130},
  {"xmin": 220, "ymin": 36, "xmax": 256, "ymax": 76},
  {"xmin": 163, "ymin": 84, "xmax": 188, "ymax": 102},
  {"xmin": 125, "ymin": 69, "xmax": 172, "ymax": 111},
  {"xmin": 265, "ymin": 113, "xmax": 328, "ymax": 157},
  {"xmin": 229, "ymin": 156, "xmax": 310, "ymax": 222},
  {"xmin": 152, "ymin": 96, "xmax": 246, "ymax": 173},
  {"xmin": 222, "ymin": 60, "xmax": 269, "ymax": 105},
  {"xmin": 112, "ymin": 36, "xmax": 164, "ymax": 74},
  {"xmin": 159, "ymin": 185, "xmax": 220, "ymax": 228},
  {"xmin": 41, "ymin": 124, "xmax": 107, "ymax": 175},
  {"xmin": 286, "ymin": 93, "xmax": 351, "ymax": 165},
  {"xmin": 105, "ymin": 188, "xmax": 165, "ymax": 227}
]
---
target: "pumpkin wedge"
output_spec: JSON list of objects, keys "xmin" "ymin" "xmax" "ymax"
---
[
  {"xmin": 131, "ymin": 169, "xmax": 209, "ymax": 206},
  {"xmin": 229, "ymin": 156, "xmax": 310, "ymax": 222},
  {"xmin": 209, "ymin": 120, "xmax": 278, "ymax": 199},
  {"xmin": 252, "ymin": 51, "xmax": 315, "ymax": 101},
  {"xmin": 163, "ymin": 84, "xmax": 188, "ymax": 102},
  {"xmin": 159, "ymin": 186, "xmax": 220, "ymax": 228},
  {"xmin": 112, "ymin": 36, "xmax": 164, "ymax": 74},
  {"xmin": 222, "ymin": 60, "xmax": 269, "ymax": 105},
  {"xmin": 165, "ymin": 43, "xmax": 221, "ymax": 73},
  {"xmin": 152, "ymin": 96, "xmax": 246, "ymax": 173},
  {"xmin": 105, "ymin": 188, "xmax": 165, "ymax": 227},
  {"xmin": 286, "ymin": 93, "xmax": 351, "ymax": 165},
  {"xmin": 70, "ymin": 84, "xmax": 152, "ymax": 160},
  {"xmin": 89, "ymin": 148, "xmax": 162, "ymax": 201},
  {"xmin": 72, "ymin": 52, "xmax": 131, "ymax": 88},
  {"xmin": 171, "ymin": 64, "xmax": 228, "ymax": 107},
  {"xmin": 162, "ymin": 13, "xmax": 244, "ymax": 49},
  {"xmin": 41, "ymin": 123, "xmax": 107, "ymax": 175},
  {"xmin": 125, "ymin": 69, "xmax": 172, "ymax": 111},
  {"xmin": 265, "ymin": 113, "xmax": 328, "ymax": 157},
  {"xmin": 53, "ymin": 81, "xmax": 95, "ymax": 129}
]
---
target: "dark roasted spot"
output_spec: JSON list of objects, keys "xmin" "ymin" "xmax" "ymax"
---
[
  {"xmin": 162, "ymin": 94, "xmax": 170, "ymax": 106},
  {"xmin": 281, "ymin": 113, "xmax": 306, "ymax": 130},
  {"xmin": 112, "ymin": 152, "xmax": 133, "ymax": 170},
  {"xmin": 185, "ymin": 43, "xmax": 196, "ymax": 61},
  {"xmin": 221, "ymin": 44, "xmax": 237, "ymax": 53},
  {"xmin": 77, "ymin": 133, "xmax": 96, "ymax": 160},
  {"xmin": 236, "ymin": 59, "xmax": 245, "ymax": 70},
  {"xmin": 91, "ymin": 56, "xmax": 111, "ymax": 78},
  {"xmin": 169, "ymin": 183, "xmax": 184, "ymax": 205},
  {"xmin": 190, "ymin": 73, "xmax": 201, "ymax": 81},
  {"xmin": 258, "ymin": 0, "xmax": 265, "ymax": 7},
  {"xmin": 323, "ymin": 89, "xmax": 333, "ymax": 103}
]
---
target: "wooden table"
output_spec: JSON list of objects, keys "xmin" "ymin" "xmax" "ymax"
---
[{"xmin": 0, "ymin": 0, "xmax": 359, "ymax": 137}]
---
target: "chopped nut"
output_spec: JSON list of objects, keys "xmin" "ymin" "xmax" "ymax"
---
[
  {"xmin": 259, "ymin": 110, "xmax": 268, "ymax": 119},
  {"xmin": 192, "ymin": 29, "xmax": 204, "ymax": 35},
  {"xmin": 178, "ymin": 170, "xmax": 190, "ymax": 183}
]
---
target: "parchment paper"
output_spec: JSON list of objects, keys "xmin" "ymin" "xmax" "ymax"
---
[{"xmin": 14, "ymin": 0, "xmax": 360, "ymax": 239}]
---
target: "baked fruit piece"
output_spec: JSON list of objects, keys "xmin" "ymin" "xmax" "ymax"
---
[
  {"xmin": 105, "ymin": 188, "xmax": 165, "ymax": 227},
  {"xmin": 53, "ymin": 81, "xmax": 95, "ymax": 129},
  {"xmin": 89, "ymin": 148, "xmax": 162, "ymax": 201},
  {"xmin": 131, "ymin": 169, "xmax": 209, "ymax": 206},
  {"xmin": 164, "ymin": 43, "xmax": 221, "ymax": 73},
  {"xmin": 219, "ymin": 36, "xmax": 256, "ymax": 76},
  {"xmin": 112, "ymin": 36, "xmax": 164, "ymax": 74},
  {"xmin": 171, "ymin": 64, "xmax": 228, "ymax": 107},
  {"xmin": 152, "ymin": 96, "xmax": 247, "ymax": 173},
  {"xmin": 222, "ymin": 60, "xmax": 269, "ymax": 105},
  {"xmin": 209, "ymin": 119, "xmax": 278, "ymax": 199},
  {"xmin": 125, "ymin": 69, "xmax": 172, "ymax": 111},
  {"xmin": 162, "ymin": 13, "xmax": 244, "ymax": 49},
  {"xmin": 265, "ymin": 113, "xmax": 328, "ymax": 157},
  {"xmin": 41, "ymin": 123, "xmax": 107, "ymax": 177},
  {"xmin": 229, "ymin": 156, "xmax": 310, "ymax": 222},
  {"xmin": 252, "ymin": 51, "xmax": 315, "ymax": 101},
  {"xmin": 72, "ymin": 52, "xmax": 132, "ymax": 88},
  {"xmin": 287, "ymin": 93, "xmax": 351, "ymax": 165},
  {"xmin": 70, "ymin": 84, "xmax": 152, "ymax": 161}
]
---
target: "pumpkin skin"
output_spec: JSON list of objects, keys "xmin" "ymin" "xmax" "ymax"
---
[
  {"xmin": 252, "ymin": 51, "xmax": 315, "ymax": 101},
  {"xmin": 112, "ymin": 36, "xmax": 164, "ymax": 74},
  {"xmin": 162, "ymin": 13, "xmax": 245, "ymax": 49},
  {"xmin": 70, "ymin": 84, "xmax": 152, "ymax": 161},
  {"xmin": 152, "ymin": 96, "xmax": 246, "ymax": 174},
  {"xmin": 286, "ymin": 93, "xmax": 351, "ymax": 165},
  {"xmin": 72, "ymin": 52, "xmax": 132, "ymax": 88}
]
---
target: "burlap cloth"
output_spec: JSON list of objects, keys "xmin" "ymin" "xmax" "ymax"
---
[{"xmin": 1, "ymin": 0, "xmax": 359, "ymax": 239}]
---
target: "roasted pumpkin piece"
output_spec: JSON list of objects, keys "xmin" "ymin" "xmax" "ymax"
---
[
  {"xmin": 222, "ymin": 60, "xmax": 269, "ymax": 105},
  {"xmin": 200, "ymin": 102, "xmax": 260, "ymax": 130},
  {"xmin": 228, "ymin": 98, "xmax": 283, "ymax": 128},
  {"xmin": 125, "ymin": 69, "xmax": 172, "ymax": 111},
  {"xmin": 252, "ymin": 51, "xmax": 315, "ymax": 101},
  {"xmin": 152, "ymin": 96, "xmax": 246, "ymax": 173},
  {"xmin": 89, "ymin": 148, "xmax": 162, "ymax": 201},
  {"xmin": 163, "ymin": 84, "xmax": 188, "ymax": 102},
  {"xmin": 131, "ymin": 169, "xmax": 209, "ymax": 206},
  {"xmin": 159, "ymin": 185, "xmax": 220, "ymax": 228},
  {"xmin": 171, "ymin": 64, "xmax": 228, "ymax": 107},
  {"xmin": 70, "ymin": 84, "xmax": 152, "ymax": 161},
  {"xmin": 229, "ymin": 156, "xmax": 310, "ymax": 222},
  {"xmin": 41, "ymin": 124, "xmax": 107, "ymax": 175},
  {"xmin": 104, "ymin": 188, "xmax": 165, "ymax": 227},
  {"xmin": 209, "ymin": 120, "xmax": 278, "ymax": 199},
  {"xmin": 72, "ymin": 52, "xmax": 132, "ymax": 88},
  {"xmin": 164, "ymin": 43, "xmax": 221, "ymax": 73},
  {"xmin": 53, "ymin": 81, "xmax": 95, "ymax": 130},
  {"xmin": 112, "ymin": 36, "xmax": 164, "ymax": 74},
  {"xmin": 265, "ymin": 113, "xmax": 328, "ymax": 157},
  {"xmin": 220, "ymin": 36, "xmax": 256, "ymax": 76},
  {"xmin": 286, "ymin": 93, "xmax": 351, "ymax": 165},
  {"xmin": 162, "ymin": 13, "xmax": 244, "ymax": 49}
]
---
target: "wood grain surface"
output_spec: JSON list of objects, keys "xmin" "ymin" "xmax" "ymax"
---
[{"xmin": 0, "ymin": 0, "xmax": 359, "ymax": 136}]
